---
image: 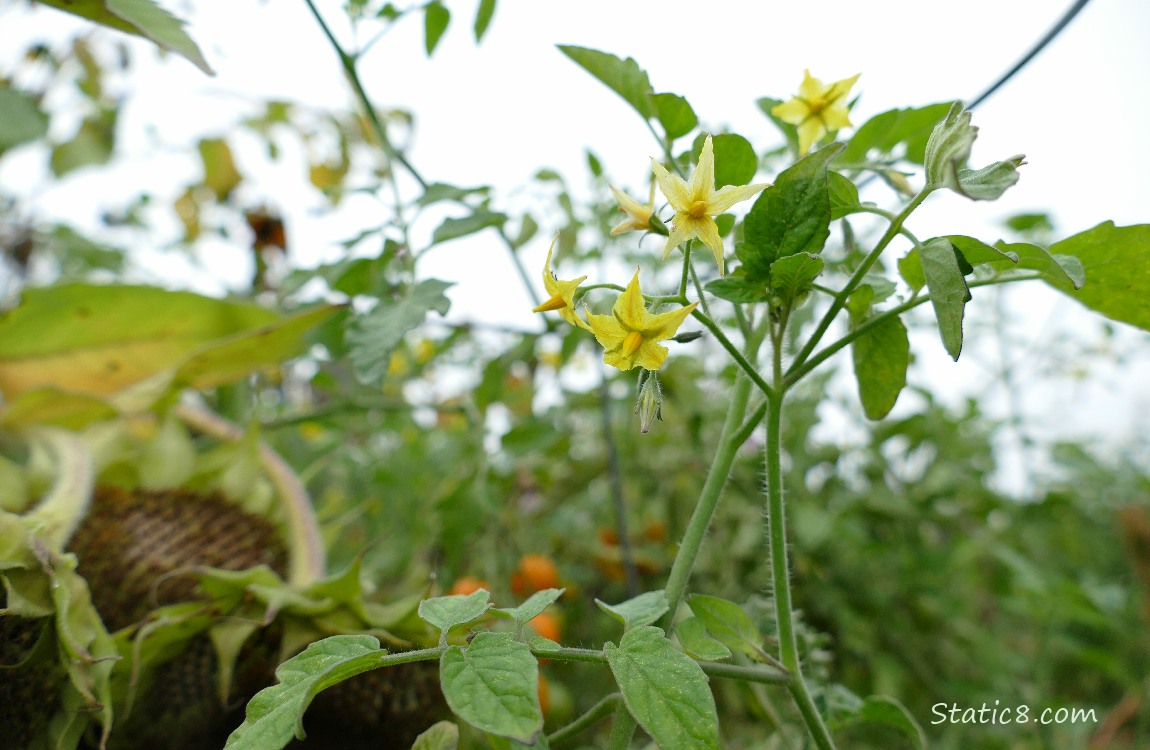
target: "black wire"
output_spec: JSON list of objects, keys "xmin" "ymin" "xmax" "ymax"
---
[{"xmin": 966, "ymin": 0, "xmax": 1092, "ymax": 111}]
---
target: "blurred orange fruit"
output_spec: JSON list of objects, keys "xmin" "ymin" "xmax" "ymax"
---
[
  {"xmin": 448, "ymin": 576, "xmax": 490, "ymax": 596},
  {"xmin": 511, "ymin": 554, "xmax": 560, "ymax": 596},
  {"xmin": 527, "ymin": 610, "xmax": 562, "ymax": 643}
]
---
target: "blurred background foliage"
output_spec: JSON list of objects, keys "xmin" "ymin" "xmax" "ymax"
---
[{"xmin": 1, "ymin": 3, "xmax": 1148, "ymax": 748}]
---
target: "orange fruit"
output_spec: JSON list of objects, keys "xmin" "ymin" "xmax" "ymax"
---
[
  {"xmin": 527, "ymin": 610, "xmax": 562, "ymax": 643},
  {"xmin": 448, "ymin": 576, "xmax": 490, "ymax": 596},
  {"xmin": 643, "ymin": 520, "xmax": 668, "ymax": 542},
  {"xmin": 537, "ymin": 674, "xmax": 550, "ymax": 715},
  {"xmin": 597, "ymin": 527, "xmax": 619, "ymax": 546},
  {"xmin": 511, "ymin": 554, "xmax": 560, "ymax": 596}
]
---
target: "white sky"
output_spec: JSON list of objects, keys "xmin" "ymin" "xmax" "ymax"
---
[{"xmin": 2, "ymin": 0, "xmax": 1148, "ymax": 488}]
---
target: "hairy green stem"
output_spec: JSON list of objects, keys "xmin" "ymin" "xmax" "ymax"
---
[
  {"xmin": 660, "ymin": 373, "xmax": 753, "ymax": 627},
  {"xmin": 692, "ymin": 309, "xmax": 774, "ymax": 399},
  {"xmin": 548, "ymin": 693, "xmax": 623, "ymax": 746},
  {"xmin": 607, "ymin": 704, "xmax": 637, "ymax": 750},
  {"xmin": 302, "ymin": 0, "xmax": 427, "ymax": 190}
]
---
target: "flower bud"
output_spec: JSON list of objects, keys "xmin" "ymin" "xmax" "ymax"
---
[
  {"xmin": 634, "ymin": 370, "xmax": 663, "ymax": 434},
  {"xmin": 924, "ymin": 102, "xmax": 976, "ymax": 192}
]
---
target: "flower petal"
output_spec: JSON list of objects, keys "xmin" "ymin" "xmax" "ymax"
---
[
  {"xmin": 688, "ymin": 135, "xmax": 716, "ymax": 202},
  {"xmin": 662, "ymin": 219, "xmax": 693, "ymax": 260},
  {"xmin": 771, "ymin": 98, "xmax": 810, "ymax": 125},
  {"xmin": 631, "ymin": 340, "xmax": 669, "ymax": 371},
  {"xmin": 644, "ymin": 301, "xmax": 698, "ymax": 341},
  {"xmin": 797, "ymin": 118, "xmax": 824, "ymax": 155},
  {"xmin": 612, "ymin": 269, "xmax": 648, "ymax": 329},
  {"xmin": 822, "ymin": 106, "xmax": 852, "ymax": 131},
  {"xmin": 826, "ymin": 73, "xmax": 861, "ymax": 105},
  {"xmin": 707, "ymin": 182, "xmax": 769, "ymax": 214},
  {"xmin": 798, "ymin": 69, "xmax": 824, "ymax": 101},
  {"xmin": 652, "ymin": 158, "xmax": 689, "ymax": 210},
  {"xmin": 586, "ymin": 311, "xmax": 627, "ymax": 348},
  {"xmin": 693, "ymin": 218, "xmax": 726, "ymax": 274}
]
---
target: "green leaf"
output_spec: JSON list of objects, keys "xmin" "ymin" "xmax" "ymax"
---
[
  {"xmin": 473, "ymin": 0, "xmax": 496, "ymax": 41},
  {"xmin": 50, "ymin": 112, "xmax": 116, "ymax": 177},
  {"xmin": 346, "ymin": 279, "xmax": 453, "ymax": 386},
  {"xmin": 418, "ymin": 182, "xmax": 492, "ymax": 206},
  {"xmin": 557, "ymin": 45, "xmax": 654, "ymax": 120},
  {"xmin": 418, "ymin": 589, "xmax": 492, "ymax": 637},
  {"xmin": 858, "ymin": 695, "xmax": 926, "ymax": 750},
  {"xmin": 743, "ymin": 142, "xmax": 843, "ymax": 271},
  {"xmin": 440, "ymin": 631, "xmax": 542, "ymax": 742},
  {"xmin": 755, "ymin": 96, "xmax": 799, "ymax": 154},
  {"xmin": 769, "ymin": 252, "xmax": 824, "ymax": 311},
  {"xmin": 675, "ymin": 617, "xmax": 731, "ymax": 662},
  {"xmin": 946, "ymin": 235, "xmax": 1017, "ymax": 268},
  {"xmin": 898, "ymin": 247, "xmax": 925, "ymax": 293},
  {"xmin": 851, "ymin": 314, "xmax": 909, "ymax": 420},
  {"xmin": 710, "ymin": 133, "xmax": 757, "ymax": 188},
  {"xmin": 412, "ymin": 721, "xmax": 461, "ymax": 750},
  {"xmin": 954, "ymin": 155, "xmax": 1025, "ymax": 201},
  {"xmin": 652, "ymin": 93, "xmax": 697, "ymax": 140},
  {"xmin": 431, "ymin": 209, "xmax": 507, "ymax": 244},
  {"xmin": 828, "ymin": 171, "xmax": 861, "ymax": 219},
  {"xmin": 919, "ymin": 237, "xmax": 971, "ymax": 360},
  {"xmin": 1043, "ymin": 222, "xmax": 1150, "ymax": 331},
  {"xmin": 198, "ymin": 137, "xmax": 242, "ymax": 201},
  {"xmin": 595, "ymin": 590, "xmax": 668, "ymax": 631},
  {"xmin": 36, "ymin": 0, "xmax": 214, "ymax": 74},
  {"xmin": 604, "ymin": 626, "xmax": 719, "ymax": 750},
  {"xmin": 492, "ymin": 588, "xmax": 565, "ymax": 627},
  {"xmin": 704, "ymin": 273, "xmax": 767, "ymax": 304},
  {"xmin": 224, "ymin": 635, "xmax": 382, "ymax": 749},
  {"xmin": 0, "ymin": 284, "xmax": 330, "ymax": 400},
  {"xmin": 992, "ymin": 241, "xmax": 1084, "ymax": 288},
  {"xmin": 0, "ymin": 88, "xmax": 49, "ymax": 151},
  {"xmin": 840, "ymin": 102, "xmax": 953, "ymax": 165},
  {"xmin": 686, "ymin": 594, "xmax": 764, "ymax": 659},
  {"xmin": 424, "ymin": 1, "xmax": 451, "ymax": 55}
]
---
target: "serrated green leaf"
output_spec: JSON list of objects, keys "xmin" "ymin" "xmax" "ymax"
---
[
  {"xmin": 424, "ymin": 2, "xmax": 451, "ymax": 55},
  {"xmin": 920, "ymin": 237, "xmax": 971, "ymax": 360},
  {"xmin": 652, "ymin": 93, "xmax": 697, "ymax": 140},
  {"xmin": 493, "ymin": 588, "xmax": 565, "ymax": 626},
  {"xmin": 992, "ymin": 241, "xmax": 1084, "ymax": 288},
  {"xmin": 596, "ymin": 590, "xmax": 668, "ymax": 631},
  {"xmin": 686, "ymin": 594, "xmax": 764, "ymax": 658},
  {"xmin": 675, "ymin": 617, "xmax": 731, "ymax": 662},
  {"xmin": 743, "ymin": 143, "xmax": 843, "ymax": 271},
  {"xmin": 705, "ymin": 273, "xmax": 768, "ymax": 305},
  {"xmin": 858, "ymin": 695, "xmax": 926, "ymax": 750},
  {"xmin": 418, "ymin": 589, "xmax": 491, "ymax": 637},
  {"xmin": 851, "ymin": 314, "xmax": 909, "ymax": 420},
  {"xmin": 473, "ymin": 0, "xmax": 496, "ymax": 41},
  {"xmin": 346, "ymin": 279, "xmax": 453, "ymax": 386},
  {"xmin": 0, "ymin": 88, "xmax": 49, "ymax": 151},
  {"xmin": 840, "ymin": 102, "xmax": 953, "ymax": 165},
  {"xmin": 557, "ymin": 45, "xmax": 653, "ymax": 120},
  {"xmin": 431, "ymin": 210, "xmax": 507, "ymax": 244},
  {"xmin": 224, "ymin": 635, "xmax": 382, "ymax": 749},
  {"xmin": 604, "ymin": 626, "xmax": 719, "ymax": 750},
  {"xmin": 440, "ymin": 631, "xmax": 542, "ymax": 742},
  {"xmin": 769, "ymin": 252, "xmax": 824, "ymax": 310},
  {"xmin": 828, "ymin": 170, "xmax": 860, "ymax": 219},
  {"xmin": 1043, "ymin": 222, "xmax": 1150, "ymax": 331},
  {"xmin": 710, "ymin": 133, "xmax": 757, "ymax": 188},
  {"xmin": 36, "ymin": 0, "xmax": 213, "ymax": 74}
]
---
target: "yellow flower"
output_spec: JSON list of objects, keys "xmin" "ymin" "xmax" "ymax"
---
[
  {"xmin": 532, "ymin": 233, "xmax": 588, "ymax": 328},
  {"xmin": 771, "ymin": 70, "xmax": 860, "ymax": 155},
  {"xmin": 651, "ymin": 135, "xmax": 768, "ymax": 275},
  {"xmin": 584, "ymin": 269, "xmax": 697, "ymax": 372},
  {"xmin": 608, "ymin": 183, "xmax": 655, "ymax": 236}
]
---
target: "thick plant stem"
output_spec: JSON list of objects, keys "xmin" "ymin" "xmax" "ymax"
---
[
  {"xmin": 765, "ymin": 389, "xmax": 836, "ymax": 750},
  {"xmin": 607, "ymin": 704, "xmax": 637, "ymax": 750},
  {"xmin": 661, "ymin": 373, "xmax": 753, "ymax": 627}
]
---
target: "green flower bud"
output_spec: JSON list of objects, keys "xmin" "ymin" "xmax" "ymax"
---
[
  {"xmin": 924, "ymin": 102, "xmax": 976, "ymax": 192},
  {"xmin": 634, "ymin": 370, "xmax": 663, "ymax": 434},
  {"xmin": 954, "ymin": 155, "xmax": 1026, "ymax": 200}
]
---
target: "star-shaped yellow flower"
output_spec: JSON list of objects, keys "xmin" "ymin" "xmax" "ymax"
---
[
  {"xmin": 651, "ymin": 135, "xmax": 768, "ymax": 275},
  {"xmin": 609, "ymin": 183, "xmax": 656, "ymax": 236},
  {"xmin": 771, "ymin": 70, "xmax": 861, "ymax": 155},
  {"xmin": 532, "ymin": 233, "xmax": 588, "ymax": 328},
  {"xmin": 584, "ymin": 269, "xmax": 697, "ymax": 372}
]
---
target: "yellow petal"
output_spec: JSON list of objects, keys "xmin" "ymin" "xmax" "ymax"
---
[
  {"xmin": 826, "ymin": 73, "xmax": 861, "ymax": 105},
  {"xmin": 652, "ymin": 158, "xmax": 689, "ymax": 211},
  {"xmin": 797, "ymin": 118, "xmax": 824, "ymax": 155},
  {"xmin": 707, "ymin": 182, "xmax": 769, "ymax": 215},
  {"xmin": 688, "ymin": 135, "xmax": 716, "ymax": 202},
  {"xmin": 631, "ymin": 340, "xmax": 669, "ymax": 371},
  {"xmin": 612, "ymin": 270, "xmax": 648, "ymax": 330},
  {"xmin": 643, "ymin": 301, "xmax": 698, "ymax": 341},
  {"xmin": 822, "ymin": 105, "xmax": 852, "ymax": 131},
  {"xmin": 662, "ymin": 220, "xmax": 693, "ymax": 261},
  {"xmin": 798, "ymin": 69, "xmax": 824, "ymax": 101},
  {"xmin": 692, "ymin": 218, "xmax": 726, "ymax": 274},
  {"xmin": 621, "ymin": 331, "xmax": 643, "ymax": 357},
  {"xmin": 771, "ymin": 98, "xmax": 810, "ymax": 125},
  {"xmin": 532, "ymin": 294, "xmax": 567, "ymax": 313}
]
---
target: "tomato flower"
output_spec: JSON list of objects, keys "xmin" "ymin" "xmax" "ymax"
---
[
  {"xmin": 651, "ymin": 135, "xmax": 768, "ymax": 275},
  {"xmin": 532, "ymin": 233, "xmax": 588, "ymax": 328},
  {"xmin": 584, "ymin": 269, "xmax": 697, "ymax": 372},
  {"xmin": 608, "ymin": 183, "xmax": 657, "ymax": 236},
  {"xmin": 771, "ymin": 70, "xmax": 861, "ymax": 155}
]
